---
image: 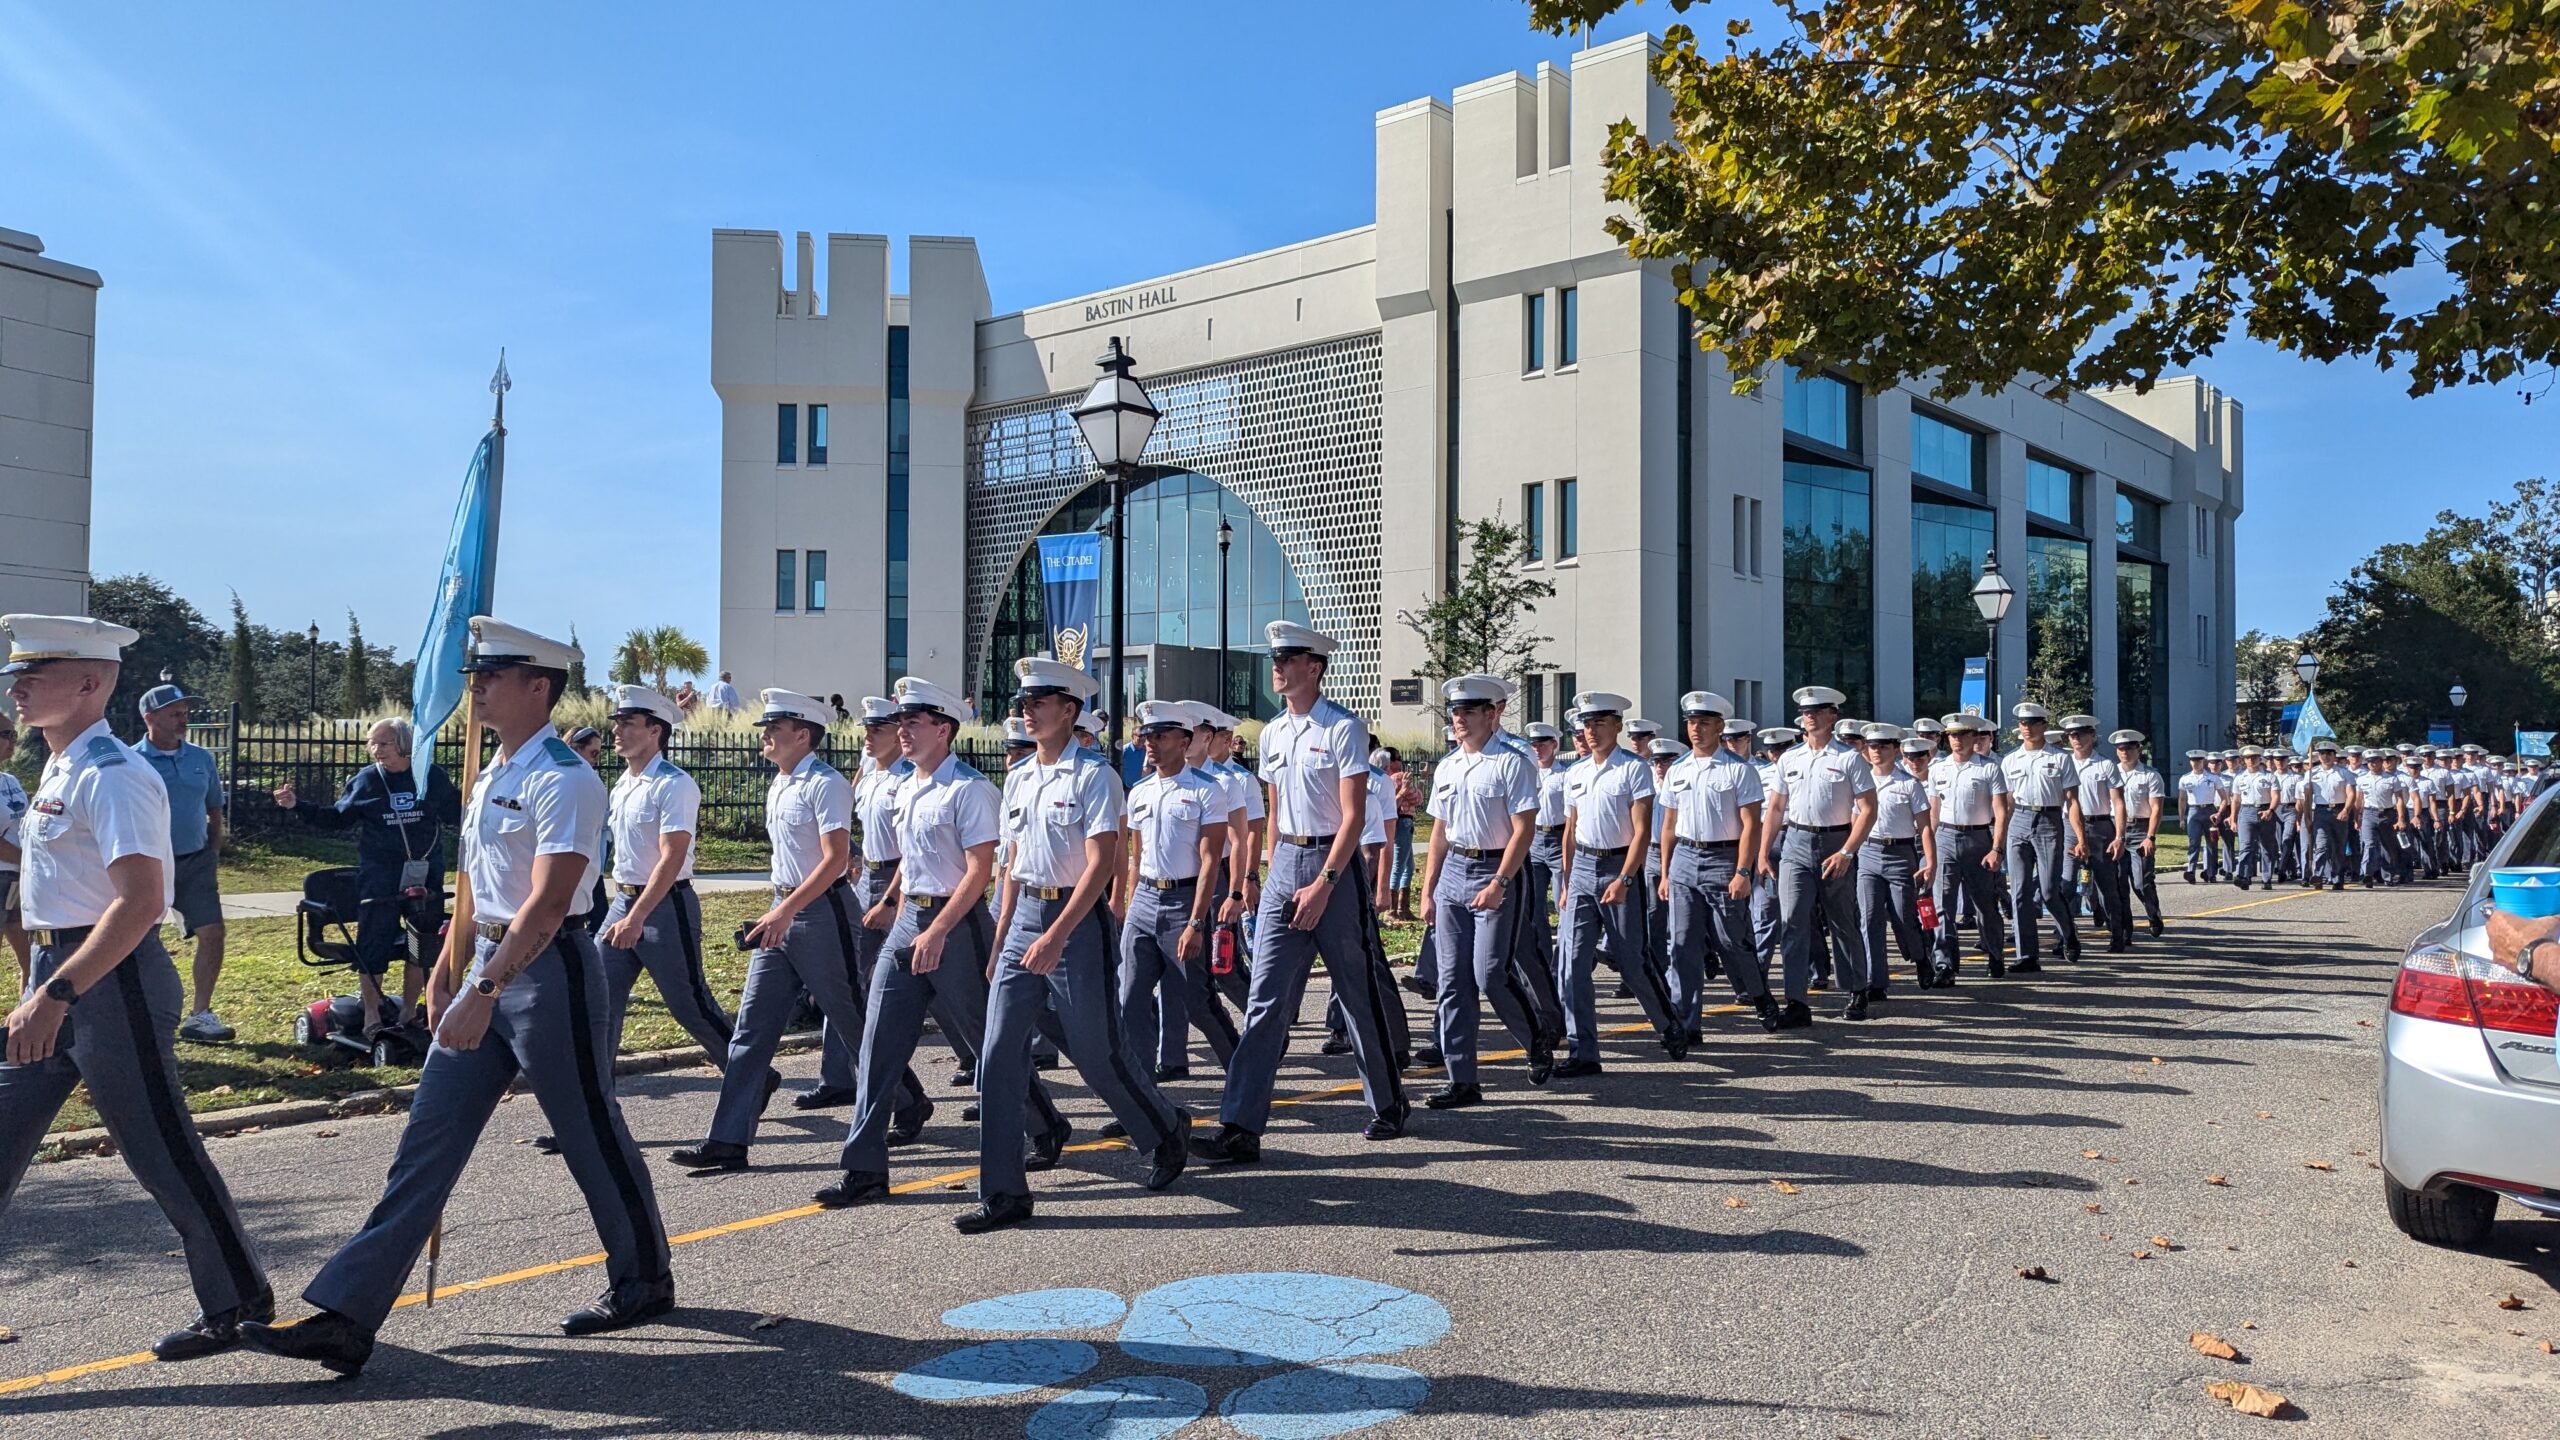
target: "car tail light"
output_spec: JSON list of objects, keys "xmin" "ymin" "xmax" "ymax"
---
[{"xmin": 2391, "ymin": 941, "xmax": 2560, "ymax": 1036}]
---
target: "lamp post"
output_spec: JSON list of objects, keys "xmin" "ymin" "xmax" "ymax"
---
[
  {"xmin": 306, "ymin": 620, "xmax": 321, "ymax": 715},
  {"xmin": 1216, "ymin": 514, "xmax": 1234, "ymax": 715},
  {"xmin": 2451, "ymin": 681, "xmax": 2468, "ymax": 748},
  {"xmin": 2293, "ymin": 651, "xmax": 2319, "ymax": 750},
  {"xmin": 1970, "ymin": 550, "xmax": 2016, "ymax": 728},
  {"xmin": 1069, "ymin": 337, "xmax": 1161, "ymax": 749}
]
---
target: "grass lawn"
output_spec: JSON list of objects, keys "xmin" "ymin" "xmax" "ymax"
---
[{"xmin": 216, "ymin": 832, "xmax": 774, "ymax": 898}]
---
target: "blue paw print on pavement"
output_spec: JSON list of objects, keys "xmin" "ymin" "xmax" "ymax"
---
[{"xmin": 892, "ymin": 1272, "xmax": 1449, "ymax": 1438}]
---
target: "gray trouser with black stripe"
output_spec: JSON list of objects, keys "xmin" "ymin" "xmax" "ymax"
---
[
  {"xmin": 1119, "ymin": 878, "xmax": 1238, "ymax": 1070},
  {"xmin": 1781, "ymin": 825, "xmax": 1872, "ymax": 995},
  {"xmin": 819, "ymin": 862, "xmax": 918, "ymax": 1091},
  {"xmin": 1932, "ymin": 825, "xmax": 2006, "ymax": 976},
  {"xmin": 983, "ymin": 892, "xmax": 1178, "ymax": 1199},
  {"xmin": 2078, "ymin": 817, "xmax": 2132, "ymax": 945},
  {"xmin": 1667, "ymin": 839, "xmax": 1763, "ymax": 1019},
  {"xmin": 0, "ymin": 932, "xmax": 269, "ymax": 1319},
  {"xmin": 306, "ymin": 929, "xmax": 665, "ymax": 1331},
  {"xmin": 710, "ymin": 885, "xmax": 920, "ymax": 1149},
  {"xmin": 1559, "ymin": 847, "xmax": 1676, "ymax": 1059},
  {"xmin": 601, "ymin": 881, "xmax": 733, "ymax": 1066},
  {"xmin": 1429, "ymin": 851, "xmax": 1542, "ymax": 1083},
  {"xmin": 2007, "ymin": 808, "xmax": 2079, "ymax": 961},
  {"xmin": 1856, "ymin": 837, "xmax": 1928, "ymax": 983},
  {"xmin": 2233, "ymin": 809, "xmax": 2278, "ymax": 885},
  {"xmin": 1220, "ymin": 839, "xmax": 1408, "ymax": 1133},
  {"xmin": 1518, "ymin": 830, "xmax": 1568, "ymax": 1038}
]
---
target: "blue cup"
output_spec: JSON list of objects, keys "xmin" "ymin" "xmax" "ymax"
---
[{"xmin": 2491, "ymin": 867, "xmax": 2560, "ymax": 919}]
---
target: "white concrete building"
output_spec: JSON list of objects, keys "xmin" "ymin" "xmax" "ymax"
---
[
  {"xmin": 0, "ymin": 228, "xmax": 99, "ymax": 618},
  {"xmin": 713, "ymin": 34, "xmax": 2242, "ymax": 749}
]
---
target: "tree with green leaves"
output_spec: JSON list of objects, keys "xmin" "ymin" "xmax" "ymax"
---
[
  {"xmin": 617, "ymin": 625, "xmax": 710, "ymax": 693},
  {"xmin": 2233, "ymin": 629, "xmax": 2301, "ymax": 744},
  {"xmin": 340, "ymin": 610, "xmax": 374, "ymax": 714},
  {"xmin": 2438, "ymin": 475, "xmax": 2560, "ymax": 620},
  {"xmin": 88, "ymin": 573, "xmax": 223, "ymax": 731},
  {"xmin": 566, "ymin": 625, "xmax": 589, "ymax": 698},
  {"xmin": 1395, "ymin": 513, "xmax": 1557, "ymax": 709},
  {"xmin": 1528, "ymin": 0, "xmax": 2560, "ymax": 399},
  {"xmin": 2303, "ymin": 519, "xmax": 2560, "ymax": 743},
  {"xmin": 226, "ymin": 592, "xmax": 260, "ymax": 723}
]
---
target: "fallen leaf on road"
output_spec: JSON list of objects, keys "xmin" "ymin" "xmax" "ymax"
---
[
  {"xmin": 2017, "ymin": 1266, "xmax": 2052, "ymax": 1282},
  {"xmin": 1724, "ymin": 1196, "xmax": 1747, "ymax": 1209},
  {"xmin": 2304, "ymin": 1161, "xmax": 2334, "ymax": 1172},
  {"xmin": 2151, "ymin": 1056, "xmax": 2164, "ymax": 1065},
  {"xmin": 2511, "ymin": 1329, "xmax": 2526, "ymax": 1337},
  {"xmin": 2086, "ymin": 1204, "xmax": 2104, "ymax": 1213},
  {"xmin": 751, "ymin": 1314, "xmax": 785, "ymax": 1331},
  {"xmin": 944, "ymin": 1182, "xmax": 966, "ymax": 1191},
  {"xmin": 2342, "ymin": 1260, "xmax": 2358, "ymax": 1268},
  {"xmin": 2125, "ymin": 1178, "xmax": 2141, "ymax": 1185},
  {"xmin": 0, "ymin": 1325, "xmax": 15, "ymax": 1343},
  {"xmin": 2242, "ymin": 1320, "xmax": 2257, "ymax": 1330},
  {"xmin": 2082, "ymin": 1149, "xmax": 2105, "ymax": 1159},
  {"xmin": 2256, "ymin": 1111, "xmax": 2274, "ymax": 1119},
  {"xmin": 2151, "ymin": 1236, "xmax": 2179, "ymax": 1251},
  {"xmin": 1771, "ymin": 1179, "xmax": 1802, "ymax": 1195},
  {"xmin": 2190, "ymin": 1332, "xmax": 2241, "ymax": 1361},
  {"xmin": 2540, "ymin": 1340, "xmax": 2554, "ymax": 1355},
  {"xmin": 2206, "ymin": 1380, "xmax": 2294, "ymax": 1418},
  {"xmin": 513, "ymin": 1137, "xmax": 529, "ymax": 1145},
  {"xmin": 2499, "ymin": 1294, "xmax": 2529, "ymax": 1311},
  {"xmin": 2206, "ymin": 1175, "xmax": 2231, "ymax": 1186},
  {"xmin": 315, "ymin": 1129, "xmax": 338, "ymax": 1139},
  {"xmin": 2133, "ymin": 1249, "xmax": 2155, "ymax": 1259}
]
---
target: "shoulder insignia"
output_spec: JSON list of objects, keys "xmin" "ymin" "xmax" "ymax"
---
[
  {"xmin": 543, "ymin": 737, "xmax": 582, "ymax": 766},
  {"xmin": 86, "ymin": 735, "xmax": 128, "ymax": 767}
]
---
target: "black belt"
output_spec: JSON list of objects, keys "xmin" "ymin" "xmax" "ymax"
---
[
  {"xmin": 1022, "ymin": 884, "xmax": 1072, "ymax": 901},
  {"xmin": 1138, "ymin": 874, "xmax": 1197, "ymax": 890},
  {"xmin": 864, "ymin": 859, "xmax": 900, "ymax": 875},
  {"xmin": 908, "ymin": 893, "xmax": 951, "ymax": 910},
  {"xmin": 1677, "ymin": 837, "xmax": 1740, "ymax": 850},
  {"xmin": 1870, "ymin": 835, "xmax": 1919, "ymax": 847},
  {"xmin": 1279, "ymin": 833, "xmax": 1337, "ymax": 848},
  {"xmin": 2312, "ymin": 803, "xmax": 2338, "ymax": 812},
  {"xmin": 1536, "ymin": 824, "xmax": 1566, "ymax": 837},
  {"xmin": 614, "ymin": 878, "xmax": 696, "ymax": 898},
  {"xmin": 1580, "ymin": 845, "xmax": 1629, "ymax": 863},
  {"xmin": 1788, "ymin": 823, "xmax": 1850, "ymax": 833},
  {"xmin": 31, "ymin": 924, "xmax": 92, "ymax": 948},
  {"xmin": 776, "ymin": 879, "xmax": 852, "ymax": 899},
  {"xmin": 2016, "ymin": 804, "xmax": 2059, "ymax": 814},
  {"xmin": 1939, "ymin": 822, "xmax": 1992, "ymax": 833},
  {"xmin": 1452, "ymin": 845, "xmax": 1505, "ymax": 861},
  {"xmin": 475, "ymin": 919, "xmax": 559, "ymax": 947}
]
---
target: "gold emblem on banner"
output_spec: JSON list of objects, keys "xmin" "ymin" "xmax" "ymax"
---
[{"xmin": 1055, "ymin": 625, "xmax": 1089, "ymax": 667}]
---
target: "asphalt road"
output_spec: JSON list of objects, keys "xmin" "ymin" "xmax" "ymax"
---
[{"xmin": 6, "ymin": 875, "xmax": 2559, "ymax": 1438}]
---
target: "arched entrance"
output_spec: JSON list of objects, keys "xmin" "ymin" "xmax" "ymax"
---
[{"xmin": 981, "ymin": 468, "xmax": 1309, "ymax": 721}]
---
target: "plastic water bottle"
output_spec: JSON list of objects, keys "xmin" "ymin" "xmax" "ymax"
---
[{"xmin": 1916, "ymin": 893, "xmax": 1939, "ymax": 930}]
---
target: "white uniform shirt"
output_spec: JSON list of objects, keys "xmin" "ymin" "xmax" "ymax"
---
[
  {"xmin": 2071, "ymin": 754, "xmax": 2123, "ymax": 821},
  {"xmin": 2231, "ymin": 768, "xmax": 2282, "ymax": 811},
  {"xmin": 2120, "ymin": 765, "xmax": 2166, "ymax": 826},
  {"xmin": 2356, "ymin": 770, "xmax": 2405, "ymax": 816},
  {"xmin": 1866, "ymin": 764, "xmax": 1930, "ymax": 841},
  {"xmin": 2278, "ymin": 771, "xmax": 2306, "ymax": 805},
  {"xmin": 854, "ymin": 757, "xmax": 912, "ymax": 864},
  {"xmin": 607, "ymin": 755, "xmax": 702, "ymax": 886},
  {"xmin": 1217, "ymin": 758, "xmax": 1267, "ymax": 823},
  {"xmin": 1772, "ymin": 739, "xmax": 1875, "ymax": 827},
  {"xmin": 463, "ymin": 723, "xmax": 605, "ymax": 923},
  {"xmin": 1661, "ymin": 748, "xmax": 1764, "ymax": 843},
  {"xmin": 1564, "ymin": 746, "xmax": 1653, "ymax": 849},
  {"xmin": 1258, "ymin": 699, "xmax": 1371, "ymax": 839},
  {"xmin": 0, "ymin": 770, "xmax": 25, "ymax": 877},
  {"xmin": 19, "ymin": 719, "xmax": 175, "ymax": 927},
  {"xmin": 1427, "ymin": 744, "xmax": 1538, "ymax": 850},
  {"xmin": 765, "ymin": 750, "xmax": 853, "ymax": 891},
  {"xmin": 891, "ymin": 753, "xmax": 1001, "ymax": 897},
  {"xmin": 2176, "ymin": 770, "xmax": 2226, "ymax": 811},
  {"xmin": 2002, "ymin": 746, "xmax": 2080, "ymax": 809},
  {"xmin": 2422, "ymin": 764, "xmax": 2455, "ymax": 807},
  {"xmin": 1002, "ymin": 750, "xmax": 1124, "ymax": 889},
  {"xmin": 1362, "ymin": 767, "xmax": 1395, "ymax": 846},
  {"xmin": 1935, "ymin": 753, "xmax": 2008, "ymax": 827},
  {"xmin": 1535, "ymin": 760, "xmax": 1572, "ymax": 828},
  {"xmin": 1128, "ymin": 765, "xmax": 1224, "ymax": 881}
]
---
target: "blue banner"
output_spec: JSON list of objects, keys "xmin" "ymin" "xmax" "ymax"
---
[
  {"xmin": 2519, "ymin": 730, "xmax": 2554, "ymax": 759},
  {"xmin": 409, "ymin": 430, "xmax": 500, "ymax": 789},
  {"xmin": 1036, "ymin": 533, "xmax": 1103, "ymax": 675},
  {"xmin": 2289, "ymin": 690, "xmax": 2335, "ymax": 755},
  {"xmin": 2428, "ymin": 722, "xmax": 2454, "ymax": 748},
  {"xmin": 1958, "ymin": 657, "xmax": 1986, "ymax": 716}
]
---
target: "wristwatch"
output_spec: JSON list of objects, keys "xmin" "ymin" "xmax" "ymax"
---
[
  {"xmin": 1320, "ymin": 867, "xmax": 1340, "ymax": 885},
  {"xmin": 2521, "ymin": 936, "xmax": 2556, "ymax": 981},
  {"xmin": 472, "ymin": 975, "xmax": 505, "ymax": 997},
  {"xmin": 43, "ymin": 975, "xmax": 75, "ymax": 1004}
]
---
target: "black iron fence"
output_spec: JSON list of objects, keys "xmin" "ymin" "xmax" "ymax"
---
[{"xmin": 190, "ymin": 705, "xmax": 1008, "ymax": 842}]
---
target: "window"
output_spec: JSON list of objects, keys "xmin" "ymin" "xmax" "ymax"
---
[
  {"xmin": 2119, "ymin": 558, "xmax": 2168, "ymax": 751},
  {"xmin": 1749, "ymin": 498, "xmax": 1765, "ymax": 576},
  {"xmin": 1526, "ymin": 677, "xmax": 1546, "ymax": 724},
  {"xmin": 1911, "ymin": 412, "xmax": 1983, "ymax": 495},
  {"xmin": 1913, "ymin": 498, "xmax": 1995, "ymax": 719},
  {"xmin": 1556, "ymin": 671, "xmax": 1578, "ymax": 713},
  {"xmin": 805, "ymin": 549, "xmax": 827, "ymax": 613},
  {"xmin": 1523, "ymin": 292, "xmax": 1546, "ymax": 372},
  {"xmin": 1522, "ymin": 482, "xmax": 1545, "ymax": 561},
  {"xmin": 1557, "ymin": 287, "xmax": 1578, "ymax": 367},
  {"xmin": 1783, "ymin": 458, "xmax": 1874, "ymax": 714},
  {"xmin": 1558, "ymin": 478, "xmax": 1579, "ymax": 559},
  {"xmin": 1782, "ymin": 370, "xmax": 1860, "ymax": 453},
  {"xmin": 1732, "ymin": 495, "xmax": 1750, "ymax": 575},
  {"xmin": 2026, "ymin": 457, "xmax": 2084, "ymax": 529},
  {"xmin": 807, "ymin": 404, "xmax": 829, "ymax": 466},
  {"xmin": 2197, "ymin": 613, "xmax": 2210, "ymax": 658},
  {"xmin": 776, "ymin": 403, "xmax": 798, "ymax": 465},
  {"xmin": 2195, "ymin": 508, "xmax": 2213, "ymax": 557},
  {"xmin": 774, "ymin": 550, "xmax": 796, "ymax": 612},
  {"xmin": 2116, "ymin": 490, "xmax": 2163, "ymax": 552},
  {"xmin": 2026, "ymin": 533, "xmax": 2093, "ymax": 715}
]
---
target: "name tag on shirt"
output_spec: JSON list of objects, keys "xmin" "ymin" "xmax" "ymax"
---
[{"xmin": 492, "ymin": 795, "xmax": 524, "ymax": 812}]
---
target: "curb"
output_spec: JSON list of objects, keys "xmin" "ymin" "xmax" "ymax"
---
[{"xmin": 38, "ymin": 1029, "xmax": 827, "ymax": 1161}]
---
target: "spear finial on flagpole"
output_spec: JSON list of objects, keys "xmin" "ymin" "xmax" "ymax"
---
[{"xmin": 490, "ymin": 348, "xmax": 511, "ymax": 433}]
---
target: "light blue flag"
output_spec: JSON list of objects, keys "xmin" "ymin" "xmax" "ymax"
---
[
  {"xmin": 2290, "ymin": 690, "xmax": 2335, "ymax": 755},
  {"xmin": 408, "ymin": 429, "xmax": 502, "ymax": 791}
]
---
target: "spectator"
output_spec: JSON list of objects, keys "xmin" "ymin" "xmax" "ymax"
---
[
  {"xmin": 139, "ymin": 685, "xmax": 232, "ymax": 1042},
  {"xmin": 567, "ymin": 725, "xmax": 611, "ymax": 931},
  {"xmin": 272, "ymin": 717, "xmax": 461, "ymax": 1036},
  {"xmin": 1389, "ymin": 751, "xmax": 1421, "ymax": 920},
  {"xmin": 828, "ymin": 693, "xmax": 850, "ymax": 722},
  {"xmin": 673, "ymin": 680, "xmax": 701, "ymax": 716},
  {"xmin": 704, "ymin": 670, "xmax": 743, "ymax": 716},
  {"xmin": 0, "ymin": 712, "xmax": 25, "ymax": 988}
]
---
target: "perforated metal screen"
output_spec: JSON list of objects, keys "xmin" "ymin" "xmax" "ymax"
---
[{"xmin": 964, "ymin": 332, "xmax": 1386, "ymax": 718}]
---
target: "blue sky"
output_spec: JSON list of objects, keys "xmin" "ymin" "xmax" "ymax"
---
[{"xmin": 6, "ymin": 1, "xmax": 2554, "ymax": 669}]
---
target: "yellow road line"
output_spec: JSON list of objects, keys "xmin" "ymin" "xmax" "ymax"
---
[{"xmin": 2185, "ymin": 888, "xmax": 2332, "ymax": 920}]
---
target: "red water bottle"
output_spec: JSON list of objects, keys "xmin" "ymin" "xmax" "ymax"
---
[
  {"xmin": 1212, "ymin": 925, "xmax": 1236, "ymax": 976},
  {"xmin": 1916, "ymin": 894, "xmax": 1939, "ymax": 929}
]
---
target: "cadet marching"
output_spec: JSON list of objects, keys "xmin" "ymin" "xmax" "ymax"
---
[{"xmin": 0, "ymin": 607, "xmax": 2535, "ymax": 1375}]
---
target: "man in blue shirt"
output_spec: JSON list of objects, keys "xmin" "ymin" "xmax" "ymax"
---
[{"xmin": 139, "ymin": 685, "xmax": 232, "ymax": 1042}]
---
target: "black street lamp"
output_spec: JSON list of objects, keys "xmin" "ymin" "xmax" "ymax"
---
[
  {"xmin": 1069, "ymin": 337, "xmax": 1161, "ymax": 749},
  {"xmin": 306, "ymin": 620, "xmax": 321, "ymax": 715},
  {"xmin": 2451, "ymin": 681, "xmax": 2469, "ymax": 748},
  {"xmin": 2293, "ymin": 650, "xmax": 2320, "ymax": 751},
  {"xmin": 1216, "ymin": 514, "xmax": 1234, "ymax": 716},
  {"xmin": 1969, "ymin": 550, "xmax": 2016, "ymax": 728}
]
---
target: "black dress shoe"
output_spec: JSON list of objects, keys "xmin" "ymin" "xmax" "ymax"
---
[
  {"xmin": 1362, "ymin": 1103, "xmax": 1411, "ymax": 1140},
  {"xmin": 1776, "ymin": 1000, "xmax": 1814, "ymax": 1030},
  {"xmin": 952, "ymin": 1068, "xmax": 975, "ymax": 1088},
  {"xmin": 1100, "ymin": 1120, "xmax": 1129, "ymax": 1140},
  {"xmin": 667, "ymin": 1140, "xmax": 749, "ymax": 1173},
  {"xmin": 885, "ymin": 1098, "xmax": 935, "ymax": 1147},
  {"xmin": 1931, "ymin": 967, "xmax": 1959, "ymax": 988},
  {"xmin": 1189, "ymin": 1122, "xmax": 1262, "ymax": 1164},
  {"xmin": 1032, "ymin": 1050, "xmax": 1061, "ymax": 1071},
  {"xmin": 1755, "ymin": 996, "xmax": 1784, "ymax": 1031},
  {"xmin": 954, "ymin": 1192, "xmax": 1036, "ymax": 1234},
  {"xmin": 2012, "ymin": 958, "xmax": 2044, "ymax": 974},
  {"xmin": 1809, "ymin": 974, "xmax": 1833, "ymax": 992},
  {"xmin": 1424, "ymin": 1083, "xmax": 1483, "ymax": 1110},
  {"xmin": 793, "ymin": 1084, "xmax": 858, "ymax": 1111},
  {"xmin": 1554, "ymin": 1057, "xmax": 1605, "ymax": 1078},
  {"xmin": 758, "ymin": 1068, "xmax": 784, "ymax": 1114},
  {"xmin": 1661, "ymin": 1027, "xmax": 1690, "ymax": 1060},
  {"xmin": 1145, "ymin": 1109, "xmax": 1192, "ymax": 1191},
  {"xmin": 2107, "ymin": 937, "xmax": 2131, "ymax": 954},
  {"xmin": 2149, "ymin": 919, "xmax": 2165, "ymax": 937},
  {"xmin": 962, "ymin": 1103, "xmax": 981, "ymax": 1122},
  {"xmin": 561, "ymin": 1277, "xmax": 676, "ymax": 1336},
  {"xmin": 1153, "ymin": 1064, "xmax": 1191, "ymax": 1083},
  {"xmin": 814, "ymin": 1169, "xmax": 891, "ymax": 1208},
  {"xmin": 154, "ymin": 1288, "xmax": 275, "ymax": 1361},
  {"xmin": 1987, "ymin": 956, "xmax": 2007, "ymax": 978},
  {"xmin": 1319, "ymin": 1036, "xmax": 1354, "ymax": 1056},
  {"xmin": 1526, "ymin": 1046, "xmax": 1554, "ymax": 1086},
  {"xmin": 532, "ymin": 1134, "xmax": 561, "ymax": 1155},
  {"xmin": 240, "ymin": 1308, "xmax": 374, "ymax": 1377},
  {"xmin": 1840, "ymin": 992, "xmax": 1871, "ymax": 1021},
  {"xmin": 1414, "ymin": 1045, "xmax": 1446, "ymax": 1067},
  {"xmin": 1025, "ymin": 1118, "xmax": 1073, "ymax": 1172}
]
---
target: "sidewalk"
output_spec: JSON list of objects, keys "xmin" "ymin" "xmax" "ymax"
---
[{"xmin": 214, "ymin": 870, "xmax": 776, "ymax": 921}]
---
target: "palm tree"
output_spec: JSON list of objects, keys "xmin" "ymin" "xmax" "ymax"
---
[{"xmin": 618, "ymin": 625, "xmax": 710, "ymax": 693}]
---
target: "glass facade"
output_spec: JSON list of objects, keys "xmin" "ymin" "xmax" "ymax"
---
[
  {"xmin": 805, "ymin": 549, "xmax": 826, "ymax": 613},
  {"xmin": 2024, "ymin": 533, "xmax": 2093, "ymax": 716},
  {"xmin": 775, "ymin": 403, "xmax": 797, "ymax": 465},
  {"xmin": 1783, "ymin": 458, "xmax": 1873, "ymax": 714},
  {"xmin": 1524, "ymin": 292, "xmax": 1545, "ymax": 372},
  {"xmin": 1558, "ymin": 286, "xmax": 1578, "ymax": 367},
  {"xmin": 2118, "ymin": 558, "xmax": 2168, "ymax": 750},
  {"xmin": 1911, "ymin": 412, "xmax": 1982, "ymax": 494},
  {"xmin": 1558, "ymin": 478, "xmax": 1578, "ymax": 559},
  {"xmin": 984, "ymin": 470, "xmax": 1308, "ymax": 721},
  {"xmin": 1783, "ymin": 371, "xmax": 1859, "ymax": 452},
  {"xmin": 807, "ymin": 404, "xmax": 828, "ymax": 465},
  {"xmin": 1912, "ymin": 498, "xmax": 1993, "ymax": 720},
  {"xmin": 886, "ymin": 326, "xmax": 910, "ymax": 682},
  {"xmin": 774, "ymin": 549, "xmax": 795, "ymax": 613},
  {"xmin": 1521, "ymin": 482, "xmax": 1544, "ymax": 561},
  {"xmin": 2116, "ymin": 490, "xmax": 2162, "ymax": 551},
  {"xmin": 2027, "ymin": 457, "xmax": 2083, "ymax": 528}
]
